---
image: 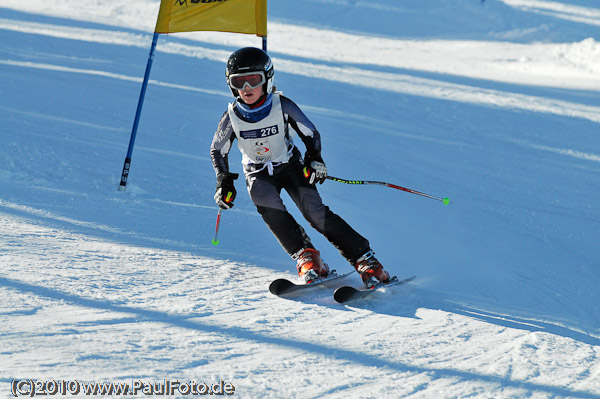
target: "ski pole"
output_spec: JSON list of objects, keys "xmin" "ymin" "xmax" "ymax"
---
[
  {"xmin": 212, "ymin": 209, "xmax": 223, "ymax": 246},
  {"xmin": 326, "ymin": 176, "xmax": 451, "ymax": 205}
]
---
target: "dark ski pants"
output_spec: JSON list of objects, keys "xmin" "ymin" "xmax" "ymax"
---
[{"xmin": 246, "ymin": 163, "xmax": 370, "ymax": 263}]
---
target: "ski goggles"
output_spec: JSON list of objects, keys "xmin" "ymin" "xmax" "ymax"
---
[{"xmin": 229, "ymin": 71, "xmax": 266, "ymax": 90}]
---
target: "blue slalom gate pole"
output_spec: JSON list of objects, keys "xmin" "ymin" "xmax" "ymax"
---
[{"xmin": 118, "ymin": 32, "xmax": 160, "ymax": 191}]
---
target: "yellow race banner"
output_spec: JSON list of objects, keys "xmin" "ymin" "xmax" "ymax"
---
[{"xmin": 155, "ymin": 0, "xmax": 267, "ymax": 36}]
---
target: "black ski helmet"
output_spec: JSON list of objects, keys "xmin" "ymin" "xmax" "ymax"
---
[{"xmin": 226, "ymin": 47, "xmax": 274, "ymax": 99}]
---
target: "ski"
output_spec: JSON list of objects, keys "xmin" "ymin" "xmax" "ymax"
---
[
  {"xmin": 333, "ymin": 275, "xmax": 416, "ymax": 303},
  {"xmin": 269, "ymin": 270, "xmax": 354, "ymax": 296}
]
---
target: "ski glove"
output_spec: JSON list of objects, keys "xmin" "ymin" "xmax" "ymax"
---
[
  {"xmin": 303, "ymin": 153, "xmax": 327, "ymax": 185},
  {"xmin": 214, "ymin": 172, "xmax": 239, "ymax": 209}
]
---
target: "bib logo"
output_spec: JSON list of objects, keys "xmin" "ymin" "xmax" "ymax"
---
[
  {"xmin": 174, "ymin": 0, "xmax": 227, "ymax": 6},
  {"xmin": 253, "ymin": 139, "xmax": 271, "ymax": 163}
]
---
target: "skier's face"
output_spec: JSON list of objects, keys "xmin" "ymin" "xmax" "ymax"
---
[{"xmin": 238, "ymin": 85, "xmax": 264, "ymax": 105}]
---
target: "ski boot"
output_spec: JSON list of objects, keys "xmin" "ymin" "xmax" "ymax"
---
[
  {"xmin": 294, "ymin": 248, "xmax": 330, "ymax": 283},
  {"xmin": 354, "ymin": 250, "xmax": 390, "ymax": 288}
]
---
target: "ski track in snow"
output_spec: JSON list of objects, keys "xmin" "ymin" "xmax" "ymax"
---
[
  {"xmin": 499, "ymin": 0, "xmax": 600, "ymax": 26},
  {"xmin": 1, "ymin": 1, "xmax": 600, "ymax": 398}
]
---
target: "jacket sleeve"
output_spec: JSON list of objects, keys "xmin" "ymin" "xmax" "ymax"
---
[
  {"xmin": 280, "ymin": 95, "xmax": 322, "ymax": 159},
  {"xmin": 210, "ymin": 110, "xmax": 236, "ymax": 176}
]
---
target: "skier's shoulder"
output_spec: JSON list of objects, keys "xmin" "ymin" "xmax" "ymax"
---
[
  {"xmin": 276, "ymin": 93, "xmax": 307, "ymax": 120},
  {"xmin": 215, "ymin": 108, "xmax": 233, "ymax": 134},
  {"xmin": 277, "ymin": 92, "xmax": 298, "ymax": 109},
  {"xmin": 219, "ymin": 108, "xmax": 230, "ymax": 120}
]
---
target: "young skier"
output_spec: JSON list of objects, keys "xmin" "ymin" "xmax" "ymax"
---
[{"xmin": 210, "ymin": 47, "xmax": 391, "ymax": 288}]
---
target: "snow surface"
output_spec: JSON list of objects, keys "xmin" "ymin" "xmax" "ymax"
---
[{"xmin": 1, "ymin": 0, "xmax": 599, "ymax": 398}]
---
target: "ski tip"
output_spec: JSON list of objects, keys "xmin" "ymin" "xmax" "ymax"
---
[
  {"xmin": 333, "ymin": 286, "xmax": 358, "ymax": 303},
  {"xmin": 333, "ymin": 275, "xmax": 417, "ymax": 303},
  {"xmin": 269, "ymin": 278, "xmax": 295, "ymax": 295}
]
